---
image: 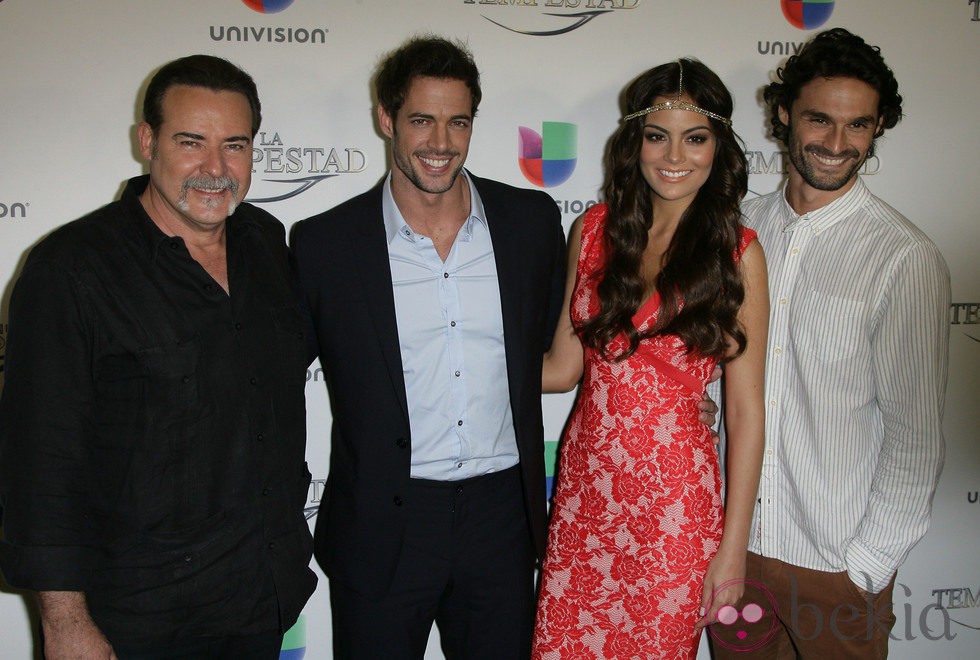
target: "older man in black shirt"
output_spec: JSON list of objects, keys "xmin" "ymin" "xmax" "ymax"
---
[{"xmin": 0, "ymin": 55, "xmax": 315, "ymax": 658}]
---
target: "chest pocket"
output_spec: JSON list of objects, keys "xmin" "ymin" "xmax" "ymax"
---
[
  {"xmin": 793, "ymin": 290, "xmax": 867, "ymax": 363},
  {"xmin": 94, "ymin": 335, "xmax": 204, "ymax": 443}
]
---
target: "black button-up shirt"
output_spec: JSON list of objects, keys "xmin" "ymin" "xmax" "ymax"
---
[{"xmin": 0, "ymin": 176, "xmax": 315, "ymax": 646}]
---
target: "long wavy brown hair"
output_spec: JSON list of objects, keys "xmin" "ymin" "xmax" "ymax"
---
[{"xmin": 578, "ymin": 59, "xmax": 748, "ymax": 361}]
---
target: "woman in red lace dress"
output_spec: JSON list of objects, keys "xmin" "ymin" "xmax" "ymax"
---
[{"xmin": 532, "ymin": 59, "xmax": 768, "ymax": 659}]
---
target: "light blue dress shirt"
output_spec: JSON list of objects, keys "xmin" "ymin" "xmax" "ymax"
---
[{"xmin": 382, "ymin": 171, "xmax": 519, "ymax": 480}]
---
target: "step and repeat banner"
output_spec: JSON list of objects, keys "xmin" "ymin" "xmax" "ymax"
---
[{"xmin": 1, "ymin": 1, "xmax": 977, "ymax": 658}]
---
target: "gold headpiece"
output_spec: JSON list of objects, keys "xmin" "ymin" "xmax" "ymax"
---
[{"xmin": 622, "ymin": 59, "xmax": 732, "ymax": 126}]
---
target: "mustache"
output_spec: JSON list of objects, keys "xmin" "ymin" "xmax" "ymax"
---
[
  {"xmin": 182, "ymin": 175, "xmax": 240, "ymax": 197},
  {"xmin": 804, "ymin": 144, "xmax": 861, "ymax": 160}
]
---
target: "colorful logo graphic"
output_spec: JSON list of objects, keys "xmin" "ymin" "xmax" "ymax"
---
[
  {"xmin": 279, "ymin": 614, "xmax": 306, "ymax": 659},
  {"xmin": 518, "ymin": 122, "xmax": 577, "ymax": 188},
  {"xmin": 243, "ymin": 0, "xmax": 294, "ymax": 14},
  {"xmin": 780, "ymin": 1, "xmax": 835, "ymax": 30},
  {"xmin": 707, "ymin": 579, "xmax": 781, "ymax": 652}
]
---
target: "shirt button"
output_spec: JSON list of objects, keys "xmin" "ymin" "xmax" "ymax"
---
[
  {"xmin": 396, "ymin": 437, "xmax": 407, "ymax": 449},
  {"xmin": 791, "ymin": 247, "xmax": 800, "ymax": 255},
  {"xmin": 450, "ymin": 321, "xmax": 456, "ymax": 327},
  {"xmin": 454, "ymin": 370, "xmax": 461, "ymax": 377},
  {"xmin": 183, "ymin": 554, "xmax": 193, "ymax": 563},
  {"xmin": 779, "ymin": 297, "xmax": 788, "ymax": 305},
  {"xmin": 262, "ymin": 487, "xmax": 271, "ymax": 495},
  {"xmin": 181, "ymin": 375, "xmax": 190, "ymax": 383},
  {"xmin": 268, "ymin": 542, "xmax": 276, "ymax": 550},
  {"xmin": 769, "ymin": 399, "xmax": 776, "ymax": 407},
  {"xmin": 443, "ymin": 272, "xmax": 449, "ymax": 278},
  {"xmin": 250, "ymin": 377, "xmax": 258, "ymax": 385},
  {"xmin": 773, "ymin": 347, "xmax": 782, "ymax": 355},
  {"xmin": 457, "ymin": 420, "xmax": 463, "ymax": 426},
  {"xmin": 456, "ymin": 462, "xmax": 463, "ymax": 468},
  {"xmin": 256, "ymin": 433, "xmax": 264, "ymax": 442},
  {"xmin": 393, "ymin": 496, "xmax": 403, "ymax": 506},
  {"xmin": 766, "ymin": 449, "xmax": 773, "ymax": 456},
  {"xmin": 235, "ymin": 322, "xmax": 242, "ymax": 330}
]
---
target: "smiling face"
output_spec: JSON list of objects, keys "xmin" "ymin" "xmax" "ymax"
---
[
  {"xmin": 638, "ymin": 97, "xmax": 716, "ymax": 211},
  {"xmin": 138, "ymin": 85, "xmax": 253, "ymax": 235},
  {"xmin": 780, "ymin": 76, "xmax": 882, "ymax": 209},
  {"xmin": 378, "ymin": 76, "xmax": 473, "ymax": 199}
]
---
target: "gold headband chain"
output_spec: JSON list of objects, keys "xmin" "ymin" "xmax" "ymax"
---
[{"xmin": 622, "ymin": 60, "xmax": 733, "ymax": 126}]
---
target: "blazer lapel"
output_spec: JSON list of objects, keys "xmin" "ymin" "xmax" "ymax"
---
[
  {"xmin": 349, "ymin": 184, "xmax": 411, "ymax": 425},
  {"xmin": 476, "ymin": 177, "xmax": 528, "ymax": 410}
]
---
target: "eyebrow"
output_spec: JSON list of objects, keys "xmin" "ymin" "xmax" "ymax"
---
[
  {"xmin": 172, "ymin": 131, "xmax": 251, "ymax": 143},
  {"xmin": 406, "ymin": 112, "xmax": 472, "ymax": 122},
  {"xmin": 643, "ymin": 122, "xmax": 712, "ymax": 134},
  {"xmin": 800, "ymin": 110, "xmax": 876, "ymax": 125}
]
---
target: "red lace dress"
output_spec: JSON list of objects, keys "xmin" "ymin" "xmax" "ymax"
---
[{"xmin": 532, "ymin": 204, "xmax": 756, "ymax": 660}]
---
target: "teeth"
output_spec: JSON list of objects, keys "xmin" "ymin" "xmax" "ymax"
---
[
  {"xmin": 659, "ymin": 169, "xmax": 691, "ymax": 179},
  {"xmin": 813, "ymin": 155, "xmax": 845, "ymax": 166},
  {"xmin": 420, "ymin": 156, "xmax": 449, "ymax": 168}
]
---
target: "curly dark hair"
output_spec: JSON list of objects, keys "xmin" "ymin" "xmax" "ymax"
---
[
  {"xmin": 579, "ymin": 59, "xmax": 748, "ymax": 362},
  {"xmin": 143, "ymin": 55, "xmax": 261, "ymax": 137},
  {"xmin": 374, "ymin": 35, "xmax": 482, "ymax": 119},
  {"xmin": 764, "ymin": 27, "xmax": 902, "ymax": 155}
]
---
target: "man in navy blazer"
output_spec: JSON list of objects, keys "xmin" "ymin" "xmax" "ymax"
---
[{"xmin": 291, "ymin": 37, "xmax": 566, "ymax": 659}]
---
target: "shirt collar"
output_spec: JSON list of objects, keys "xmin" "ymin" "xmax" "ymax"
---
[
  {"xmin": 122, "ymin": 174, "xmax": 255, "ymax": 260},
  {"xmin": 382, "ymin": 169, "xmax": 487, "ymax": 245},
  {"xmin": 779, "ymin": 176, "xmax": 872, "ymax": 235}
]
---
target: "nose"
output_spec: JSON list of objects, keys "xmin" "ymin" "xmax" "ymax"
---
[
  {"xmin": 201, "ymin": 146, "xmax": 227, "ymax": 176},
  {"xmin": 825, "ymin": 125, "xmax": 847, "ymax": 154},
  {"xmin": 665, "ymin": 138, "xmax": 685, "ymax": 164},
  {"xmin": 429, "ymin": 123, "xmax": 450, "ymax": 150}
]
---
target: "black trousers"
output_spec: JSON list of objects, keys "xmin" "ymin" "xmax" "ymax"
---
[
  {"xmin": 42, "ymin": 629, "xmax": 283, "ymax": 660},
  {"xmin": 329, "ymin": 465, "xmax": 536, "ymax": 660}
]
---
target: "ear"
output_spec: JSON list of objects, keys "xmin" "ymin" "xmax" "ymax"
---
[
  {"xmin": 874, "ymin": 114, "xmax": 886, "ymax": 138},
  {"xmin": 377, "ymin": 104, "xmax": 394, "ymax": 139},
  {"xmin": 777, "ymin": 105, "xmax": 790, "ymax": 128},
  {"xmin": 137, "ymin": 122, "xmax": 155, "ymax": 161}
]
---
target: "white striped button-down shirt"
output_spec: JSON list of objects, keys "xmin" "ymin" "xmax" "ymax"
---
[{"xmin": 743, "ymin": 178, "xmax": 950, "ymax": 592}]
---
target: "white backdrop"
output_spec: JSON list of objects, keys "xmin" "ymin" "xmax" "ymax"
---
[{"xmin": 1, "ymin": 1, "xmax": 977, "ymax": 658}]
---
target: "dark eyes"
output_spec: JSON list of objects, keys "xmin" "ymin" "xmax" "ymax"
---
[{"xmin": 643, "ymin": 132, "xmax": 710, "ymax": 144}]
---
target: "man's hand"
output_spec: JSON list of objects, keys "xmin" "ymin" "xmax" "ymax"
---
[
  {"xmin": 698, "ymin": 365, "xmax": 722, "ymax": 435},
  {"xmin": 38, "ymin": 592, "xmax": 116, "ymax": 660}
]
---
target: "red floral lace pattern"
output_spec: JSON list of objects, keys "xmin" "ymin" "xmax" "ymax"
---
[{"xmin": 532, "ymin": 205, "xmax": 756, "ymax": 659}]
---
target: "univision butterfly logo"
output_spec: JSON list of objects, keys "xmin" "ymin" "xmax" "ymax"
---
[
  {"xmin": 243, "ymin": 0, "xmax": 295, "ymax": 14},
  {"xmin": 780, "ymin": 0, "xmax": 835, "ymax": 30},
  {"xmin": 518, "ymin": 122, "xmax": 577, "ymax": 188},
  {"xmin": 280, "ymin": 614, "xmax": 306, "ymax": 659}
]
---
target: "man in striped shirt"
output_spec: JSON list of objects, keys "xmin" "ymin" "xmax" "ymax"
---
[{"xmin": 711, "ymin": 28, "xmax": 950, "ymax": 659}]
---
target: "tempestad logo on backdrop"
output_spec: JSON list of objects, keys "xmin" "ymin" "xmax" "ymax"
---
[
  {"xmin": 247, "ymin": 131, "xmax": 367, "ymax": 203},
  {"xmin": 780, "ymin": 0, "xmax": 835, "ymax": 30},
  {"xmin": 464, "ymin": 0, "xmax": 639, "ymax": 36},
  {"xmin": 210, "ymin": 0, "xmax": 327, "ymax": 44}
]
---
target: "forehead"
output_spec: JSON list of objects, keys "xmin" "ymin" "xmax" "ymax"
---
[
  {"xmin": 793, "ymin": 76, "xmax": 879, "ymax": 116},
  {"xmin": 643, "ymin": 94, "xmax": 714, "ymax": 130},
  {"xmin": 159, "ymin": 85, "xmax": 253, "ymax": 132},
  {"xmin": 400, "ymin": 76, "xmax": 473, "ymax": 115}
]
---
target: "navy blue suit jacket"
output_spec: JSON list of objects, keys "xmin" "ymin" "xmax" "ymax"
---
[{"xmin": 291, "ymin": 173, "xmax": 565, "ymax": 597}]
